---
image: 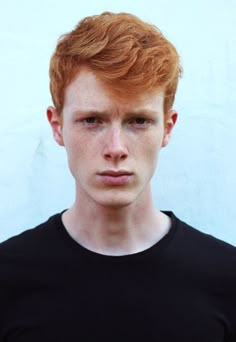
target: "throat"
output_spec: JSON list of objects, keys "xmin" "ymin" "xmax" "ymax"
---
[{"xmin": 61, "ymin": 206, "xmax": 171, "ymax": 256}]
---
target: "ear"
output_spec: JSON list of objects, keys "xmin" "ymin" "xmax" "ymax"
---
[
  {"xmin": 46, "ymin": 106, "xmax": 64, "ymax": 146},
  {"xmin": 162, "ymin": 109, "xmax": 178, "ymax": 147}
]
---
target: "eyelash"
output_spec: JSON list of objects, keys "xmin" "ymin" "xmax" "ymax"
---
[
  {"xmin": 129, "ymin": 117, "xmax": 149, "ymax": 125},
  {"xmin": 81, "ymin": 116, "xmax": 152, "ymax": 128},
  {"xmin": 84, "ymin": 117, "xmax": 99, "ymax": 124}
]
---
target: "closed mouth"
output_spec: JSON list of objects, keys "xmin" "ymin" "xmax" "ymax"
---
[{"xmin": 98, "ymin": 170, "xmax": 133, "ymax": 177}]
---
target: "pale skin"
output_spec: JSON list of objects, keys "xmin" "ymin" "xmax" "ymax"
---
[{"xmin": 47, "ymin": 67, "xmax": 177, "ymax": 256}]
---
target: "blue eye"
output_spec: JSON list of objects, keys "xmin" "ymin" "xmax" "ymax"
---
[
  {"xmin": 127, "ymin": 116, "xmax": 153, "ymax": 129},
  {"xmin": 82, "ymin": 116, "xmax": 103, "ymax": 128},
  {"xmin": 130, "ymin": 117, "xmax": 149, "ymax": 126},
  {"xmin": 84, "ymin": 117, "xmax": 97, "ymax": 124},
  {"xmin": 134, "ymin": 118, "xmax": 147, "ymax": 125}
]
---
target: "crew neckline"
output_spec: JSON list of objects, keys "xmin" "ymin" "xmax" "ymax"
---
[{"xmin": 53, "ymin": 210, "xmax": 179, "ymax": 261}]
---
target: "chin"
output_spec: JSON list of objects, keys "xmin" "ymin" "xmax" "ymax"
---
[
  {"xmin": 100, "ymin": 201, "xmax": 133, "ymax": 209},
  {"xmin": 93, "ymin": 192, "xmax": 138, "ymax": 209}
]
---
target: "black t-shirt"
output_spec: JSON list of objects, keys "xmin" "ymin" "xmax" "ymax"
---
[{"xmin": 0, "ymin": 211, "xmax": 236, "ymax": 341}]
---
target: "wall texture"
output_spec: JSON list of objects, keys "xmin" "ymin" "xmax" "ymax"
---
[{"xmin": 0, "ymin": 0, "xmax": 235, "ymax": 245}]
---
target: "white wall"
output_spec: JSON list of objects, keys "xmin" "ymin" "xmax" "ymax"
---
[{"xmin": 0, "ymin": 0, "xmax": 235, "ymax": 245}]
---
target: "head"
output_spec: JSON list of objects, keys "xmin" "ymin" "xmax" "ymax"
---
[
  {"xmin": 47, "ymin": 12, "xmax": 182, "ymax": 209},
  {"xmin": 49, "ymin": 11, "xmax": 182, "ymax": 117}
]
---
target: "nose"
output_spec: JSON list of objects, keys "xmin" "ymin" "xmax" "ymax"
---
[{"xmin": 103, "ymin": 125, "xmax": 128, "ymax": 162}]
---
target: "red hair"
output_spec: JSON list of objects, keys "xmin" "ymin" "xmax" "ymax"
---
[{"xmin": 49, "ymin": 12, "xmax": 182, "ymax": 114}]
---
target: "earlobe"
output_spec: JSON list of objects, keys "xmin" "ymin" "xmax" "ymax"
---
[
  {"xmin": 46, "ymin": 106, "xmax": 64, "ymax": 146},
  {"xmin": 162, "ymin": 109, "xmax": 178, "ymax": 147}
]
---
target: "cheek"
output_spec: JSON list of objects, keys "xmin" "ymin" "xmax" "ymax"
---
[
  {"xmin": 63, "ymin": 134, "xmax": 84, "ymax": 171},
  {"xmin": 63, "ymin": 130, "xmax": 88, "ymax": 154},
  {"xmin": 63, "ymin": 132, "xmax": 100, "ymax": 176},
  {"xmin": 137, "ymin": 136, "xmax": 163, "ymax": 178},
  {"xmin": 140, "ymin": 133, "xmax": 163, "ymax": 159}
]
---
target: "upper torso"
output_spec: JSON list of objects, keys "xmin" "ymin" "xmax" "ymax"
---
[{"xmin": 0, "ymin": 211, "xmax": 235, "ymax": 342}]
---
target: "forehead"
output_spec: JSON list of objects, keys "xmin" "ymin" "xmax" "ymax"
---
[{"xmin": 63, "ymin": 67, "xmax": 164, "ymax": 114}]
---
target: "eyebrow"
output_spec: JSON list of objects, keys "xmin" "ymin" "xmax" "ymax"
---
[
  {"xmin": 72, "ymin": 110, "xmax": 110, "ymax": 117},
  {"xmin": 72, "ymin": 109, "xmax": 159, "ymax": 117}
]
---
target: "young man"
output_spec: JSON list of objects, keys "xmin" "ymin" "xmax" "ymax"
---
[{"xmin": 0, "ymin": 12, "xmax": 235, "ymax": 342}]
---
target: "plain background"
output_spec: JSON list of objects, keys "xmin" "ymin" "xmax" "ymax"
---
[{"xmin": 0, "ymin": 0, "xmax": 235, "ymax": 245}]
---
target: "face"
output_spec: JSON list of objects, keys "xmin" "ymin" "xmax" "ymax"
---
[{"xmin": 47, "ymin": 67, "xmax": 177, "ymax": 209}]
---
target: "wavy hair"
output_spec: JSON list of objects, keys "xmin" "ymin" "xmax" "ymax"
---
[{"xmin": 49, "ymin": 12, "xmax": 182, "ymax": 114}]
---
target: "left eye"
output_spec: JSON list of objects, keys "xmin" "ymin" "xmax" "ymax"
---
[
  {"xmin": 129, "ymin": 117, "xmax": 149, "ymax": 126},
  {"xmin": 84, "ymin": 117, "xmax": 97, "ymax": 124},
  {"xmin": 134, "ymin": 117, "xmax": 147, "ymax": 125}
]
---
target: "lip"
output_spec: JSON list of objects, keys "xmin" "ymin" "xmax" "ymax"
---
[
  {"xmin": 98, "ymin": 170, "xmax": 133, "ymax": 177},
  {"xmin": 97, "ymin": 170, "xmax": 133, "ymax": 185}
]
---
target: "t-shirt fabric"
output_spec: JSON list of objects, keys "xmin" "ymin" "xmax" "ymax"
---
[{"xmin": 0, "ymin": 211, "xmax": 236, "ymax": 341}]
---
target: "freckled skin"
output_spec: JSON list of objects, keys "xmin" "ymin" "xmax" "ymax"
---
[{"xmin": 48, "ymin": 67, "xmax": 176, "ymax": 209}]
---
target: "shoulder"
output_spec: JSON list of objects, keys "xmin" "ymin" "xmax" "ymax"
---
[
  {"xmin": 0, "ymin": 212, "xmax": 65, "ymax": 320},
  {"xmin": 0, "ymin": 212, "xmax": 63, "ymax": 257},
  {"xmin": 168, "ymin": 212, "xmax": 236, "ymax": 288},
  {"xmin": 0, "ymin": 211, "xmax": 65, "ymax": 295},
  {"xmin": 173, "ymin": 213, "xmax": 236, "ymax": 255}
]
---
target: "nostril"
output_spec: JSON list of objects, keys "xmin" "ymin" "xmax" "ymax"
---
[
  {"xmin": 104, "ymin": 150, "xmax": 128, "ymax": 161},
  {"xmin": 120, "ymin": 154, "xmax": 127, "ymax": 160}
]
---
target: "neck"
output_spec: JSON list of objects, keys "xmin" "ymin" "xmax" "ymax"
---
[{"xmin": 62, "ymin": 186, "xmax": 171, "ymax": 256}]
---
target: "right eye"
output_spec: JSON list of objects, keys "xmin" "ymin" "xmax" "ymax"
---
[
  {"xmin": 82, "ymin": 116, "xmax": 104, "ymax": 126},
  {"xmin": 84, "ymin": 117, "xmax": 97, "ymax": 124}
]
